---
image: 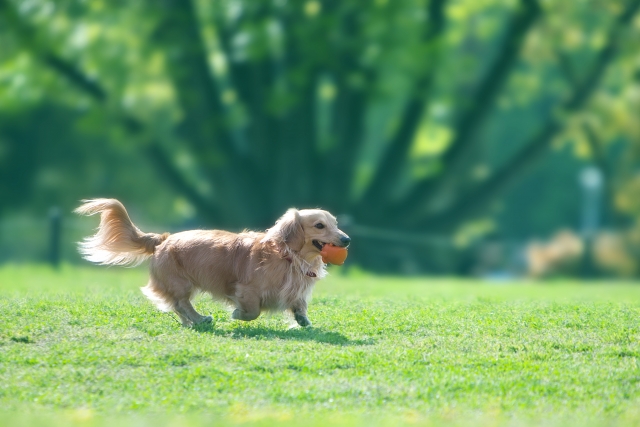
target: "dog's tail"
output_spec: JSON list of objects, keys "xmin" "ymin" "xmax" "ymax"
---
[{"xmin": 74, "ymin": 199, "xmax": 169, "ymax": 267}]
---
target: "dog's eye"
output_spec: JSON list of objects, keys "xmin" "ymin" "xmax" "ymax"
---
[{"xmin": 314, "ymin": 223, "xmax": 325, "ymax": 229}]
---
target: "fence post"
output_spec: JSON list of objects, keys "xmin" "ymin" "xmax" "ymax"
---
[
  {"xmin": 579, "ymin": 167, "xmax": 603, "ymax": 278},
  {"xmin": 49, "ymin": 207, "xmax": 62, "ymax": 268}
]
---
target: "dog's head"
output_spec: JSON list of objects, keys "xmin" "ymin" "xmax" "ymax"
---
[{"xmin": 265, "ymin": 208, "xmax": 350, "ymax": 261}]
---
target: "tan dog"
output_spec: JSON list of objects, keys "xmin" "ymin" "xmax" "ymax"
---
[{"xmin": 75, "ymin": 199, "xmax": 350, "ymax": 327}]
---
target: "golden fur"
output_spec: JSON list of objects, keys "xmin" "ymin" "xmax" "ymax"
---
[{"xmin": 75, "ymin": 199, "xmax": 350, "ymax": 327}]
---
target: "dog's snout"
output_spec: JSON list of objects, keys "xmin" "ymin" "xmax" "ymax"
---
[{"xmin": 340, "ymin": 234, "xmax": 351, "ymax": 247}]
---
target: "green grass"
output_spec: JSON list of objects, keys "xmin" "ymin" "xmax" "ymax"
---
[{"xmin": 1, "ymin": 265, "xmax": 640, "ymax": 426}]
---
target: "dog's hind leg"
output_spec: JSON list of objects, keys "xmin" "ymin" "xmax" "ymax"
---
[
  {"xmin": 142, "ymin": 272, "xmax": 211, "ymax": 327},
  {"xmin": 173, "ymin": 309, "xmax": 191, "ymax": 327},
  {"xmin": 175, "ymin": 298, "xmax": 212, "ymax": 326}
]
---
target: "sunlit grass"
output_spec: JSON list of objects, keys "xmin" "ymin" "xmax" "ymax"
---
[{"xmin": 1, "ymin": 264, "xmax": 640, "ymax": 426}]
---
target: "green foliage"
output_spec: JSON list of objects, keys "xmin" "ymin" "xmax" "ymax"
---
[
  {"xmin": 1, "ymin": 0, "xmax": 640, "ymax": 271},
  {"xmin": 1, "ymin": 265, "xmax": 640, "ymax": 426}
]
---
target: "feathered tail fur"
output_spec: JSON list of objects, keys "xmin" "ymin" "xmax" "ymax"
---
[{"xmin": 75, "ymin": 199, "xmax": 169, "ymax": 266}]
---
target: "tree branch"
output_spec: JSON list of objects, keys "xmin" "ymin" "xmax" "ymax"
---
[
  {"xmin": 555, "ymin": 48, "xmax": 579, "ymax": 87},
  {"xmin": 145, "ymin": 143, "xmax": 224, "ymax": 221},
  {"xmin": 317, "ymin": 4, "xmax": 378, "ymax": 211},
  {"xmin": 213, "ymin": 3, "xmax": 278, "ymax": 170},
  {"xmin": 0, "ymin": 0, "xmax": 107, "ymax": 101},
  {"xmin": 411, "ymin": 0, "xmax": 640, "ymax": 231},
  {"xmin": 43, "ymin": 54, "xmax": 107, "ymax": 102},
  {"xmin": 395, "ymin": 0, "xmax": 542, "ymax": 217},
  {"xmin": 152, "ymin": 0, "xmax": 230, "ymax": 152},
  {"xmin": 356, "ymin": 0, "xmax": 448, "ymax": 214},
  {"xmin": 413, "ymin": 121, "xmax": 560, "ymax": 230},
  {"xmin": 152, "ymin": 0, "xmax": 271, "ymax": 220},
  {"xmin": 324, "ymin": 82, "xmax": 368, "ymax": 211},
  {"xmin": 441, "ymin": 0, "xmax": 542, "ymax": 167},
  {"xmin": 1, "ymin": 0, "xmax": 227, "ymax": 222}
]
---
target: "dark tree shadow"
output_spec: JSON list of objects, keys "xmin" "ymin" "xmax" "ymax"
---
[{"xmin": 192, "ymin": 323, "xmax": 374, "ymax": 346}]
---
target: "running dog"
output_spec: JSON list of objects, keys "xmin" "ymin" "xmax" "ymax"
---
[{"xmin": 75, "ymin": 199, "xmax": 350, "ymax": 327}]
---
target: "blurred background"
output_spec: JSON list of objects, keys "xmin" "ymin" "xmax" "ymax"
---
[{"xmin": 0, "ymin": 0, "xmax": 639, "ymax": 278}]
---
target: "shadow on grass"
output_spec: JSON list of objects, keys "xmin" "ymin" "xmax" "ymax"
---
[{"xmin": 192, "ymin": 323, "xmax": 374, "ymax": 346}]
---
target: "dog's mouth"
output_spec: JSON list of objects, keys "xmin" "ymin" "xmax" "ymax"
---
[
  {"xmin": 312, "ymin": 240, "xmax": 325, "ymax": 251},
  {"xmin": 312, "ymin": 239, "xmax": 349, "ymax": 250}
]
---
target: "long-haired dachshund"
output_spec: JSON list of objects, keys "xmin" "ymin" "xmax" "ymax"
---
[{"xmin": 75, "ymin": 199, "xmax": 350, "ymax": 327}]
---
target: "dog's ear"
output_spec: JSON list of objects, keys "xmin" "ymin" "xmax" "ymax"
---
[{"xmin": 265, "ymin": 208, "xmax": 305, "ymax": 251}]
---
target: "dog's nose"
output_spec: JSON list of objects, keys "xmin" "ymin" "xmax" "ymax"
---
[{"xmin": 340, "ymin": 235, "xmax": 351, "ymax": 246}]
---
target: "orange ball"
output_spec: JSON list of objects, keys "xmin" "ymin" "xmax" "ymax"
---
[{"xmin": 320, "ymin": 244, "xmax": 348, "ymax": 265}]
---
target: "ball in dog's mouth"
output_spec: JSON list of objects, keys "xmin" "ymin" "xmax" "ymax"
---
[{"xmin": 316, "ymin": 241, "xmax": 348, "ymax": 265}]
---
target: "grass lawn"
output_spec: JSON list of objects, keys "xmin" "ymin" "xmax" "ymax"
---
[{"xmin": 1, "ymin": 264, "xmax": 640, "ymax": 426}]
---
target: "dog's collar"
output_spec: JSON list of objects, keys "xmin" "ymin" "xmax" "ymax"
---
[{"xmin": 283, "ymin": 255, "xmax": 317, "ymax": 278}]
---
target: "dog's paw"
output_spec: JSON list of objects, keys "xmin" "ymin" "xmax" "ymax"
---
[
  {"xmin": 294, "ymin": 313, "xmax": 312, "ymax": 327},
  {"xmin": 195, "ymin": 316, "xmax": 213, "ymax": 325}
]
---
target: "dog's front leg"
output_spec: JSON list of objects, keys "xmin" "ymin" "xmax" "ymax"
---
[
  {"xmin": 231, "ymin": 287, "xmax": 261, "ymax": 322},
  {"xmin": 291, "ymin": 299, "xmax": 312, "ymax": 327}
]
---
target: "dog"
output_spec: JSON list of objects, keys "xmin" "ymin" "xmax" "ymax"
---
[{"xmin": 75, "ymin": 199, "xmax": 350, "ymax": 327}]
